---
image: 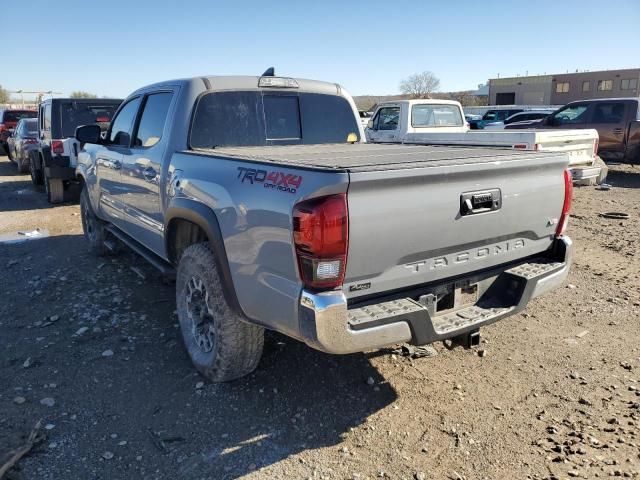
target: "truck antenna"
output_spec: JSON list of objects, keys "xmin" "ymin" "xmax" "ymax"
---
[{"xmin": 262, "ymin": 67, "xmax": 275, "ymax": 77}]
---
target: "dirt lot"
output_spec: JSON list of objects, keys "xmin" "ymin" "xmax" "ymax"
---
[{"xmin": 0, "ymin": 155, "xmax": 639, "ymax": 480}]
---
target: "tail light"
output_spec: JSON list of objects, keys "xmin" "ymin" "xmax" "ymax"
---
[
  {"xmin": 96, "ymin": 116, "xmax": 110, "ymax": 122},
  {"xmin": 51, "ymin": 140, "xmax": 64, "ymax": 154},
  {"xmin": 556, "ymin": 169, "xmax": 573, "ymax": 237},
  {"xmin": 293, "ymin": 194, "xmax": 348, "ymax": 290}
]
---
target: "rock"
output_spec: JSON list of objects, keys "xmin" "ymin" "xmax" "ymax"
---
[
  {"xmin": 75, "ymin": 326, "xmax": 89, "ymax": 336},
  {"xmin": 568, "ymin": 471, "xmax": 579, "ymax": 477},
  {"xmin": 579, "ymin": 397, "xmax": 592, "ymax": 406},
  {"xmin": 40, "ymin": 397, "xmax": 55, "ymax": 407},
  {"xmin": 567, "ymin": 284, "xmax": 577, "ymax": 289},
  {"xmin": 477, "ymin": 349, "xmax": 487, "ymax": 357},
  {"xmin": 195, "ymin": 381, "xmax": 204, "ymax": 389},
  {"xmin": 22, "ymin": 357, "xmax": 31, "ymax": 368},
  {"xmin": 366, "ymin": 377, "xmax": 375, "ymax": 386},
  {"xmin": 340, "ymin": 446, "xmax": 349, "ymax": 454},
  {"xmin": 118, "ymin": 440, "xmax": 127, "ymax": 446},
  {"xmin": 101, "ymin": 349, "xmax": 114, "ymax": 357},
  {"xmin": 102, "ymin": 451, "xmax": 114, "ymax": 460},
  {"xmin": 136, "ymin": 455, "xmax": 142, "ymax": 461},
  {"xmin": 415, "ymin": 473, "xmax": 427, "ymax": 480},
  {"xmin": 13, "ymin": 396, "xmax": 26, "ymax": 404},
  {"xmin": 569, "ymin": 371, "xmax": 579, "ymax": 379},
  {"xmin": 45, "ymin": 424, "xmax": 55, "ymax": 430}
]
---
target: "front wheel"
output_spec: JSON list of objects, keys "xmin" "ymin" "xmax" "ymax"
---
[{"xmin": 176, "ymin": 243, "xmax": 264, "ymax": 382}]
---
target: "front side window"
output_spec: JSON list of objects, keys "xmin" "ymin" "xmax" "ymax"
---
[
  {"xmin": 556, "ymin": 82, "xmax": 570, "ymax": 93},
  {"xmin": 411, "ymin": 104, "xmax": 463, "ymax": 127},
  {"xmin": 553, "ymin": 105, "xmax": 588, "ymax": 125},
  {"xmin": 621, "ymin": 78, "xmax": 638, "ymax": 90},
  {"xmin": 597, "ymin": 80, "xmax": 613, "ymax": 91},
  {"xmin": 592, "ymin": 103, "xmax": 626, "ymax": 123},
  {"xmin": 374, "ymin": 106, "xmax": 400, "ymax": 130},
  {"xmin": 134, "ymin": 92, "xmax": 173, "ymax": 148},
  {"xmin": 582, "ymin": 81, "xmax": 590, "ymax": 92},
  {"xmin": 109, "ymin": 97, "xmax": 142, "ymax": 146}
]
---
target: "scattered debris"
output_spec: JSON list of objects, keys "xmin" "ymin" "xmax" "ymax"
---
[
  {"xmin": 195, "ymin": 381, "xmax": 204, "ymax": 389},
  {"xmin": 0, "ymin": 420, "xmax": 44, "ymax": 478},
  {"xmin": 130, "ymin": 266, "xmax": 146, "ymax": 280},
  {"xmin": 22, "ymin": 357, "xmax": 31, "ymax": 368},
  {"xmin": 101, "ymin": 349, "xmax": 114, "ymax": 357},
  {"xmin": 391, "ymin": 344, "xmax": 438, "ymax": 359},
  {"xmin": 13, "ymin": 396, "xmax": 26, "ymax": 405},
  {"xmin": 599, "ymin": 212, "xmax": 629, "ymax": 220},
  {"xmin": 576, "ymin": 330, "xmax": 589, "ymax": 338},
  {"xmin": 40, "ymin": 397, "xmax": 55, "ymax": 407},
  {"xmin": 366, "ymin": 377, "xmax": 375, "ymax": 386},
  {"xmin": 102, "ymin": 451, "xmax": 114, "ymax": 460}
]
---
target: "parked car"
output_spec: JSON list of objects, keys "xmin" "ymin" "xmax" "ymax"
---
[
  {"xmin": 469, "ymin": 108, "xmax": 524, "ymax": 129},
  {"xmin": 358, "ymin": 110, "xmax": 372, "ymax": 128},
  {"xmin": 29, "ymin": 97, "xmax": 122, "ymax": 203},
  {"xmin": 0, "ymin": 109, "xmax": 37, "ymax": 154},
  {"xmin": 464, "ymin": 113, "xmax": 482, "ymax": 123},
  {"xmin": 505, "ymin": 98, "xmax": 640, "ymax": 163},
  {"xmin": 483, "ymin": 110, "xmax": 554, "ymax": 130},
  {"xmin": 6, "ymin": 118, "xmax": 39, "ymax": 172},
  {"xmin": 365, "ymin": 99, "xmax": 468, "ymax": 142},
  {"xmin": 75, "ymin": 72, "xmax": 573, "ymax": 382}
]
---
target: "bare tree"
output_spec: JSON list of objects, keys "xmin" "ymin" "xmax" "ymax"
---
[
  {"xmin": 70, "ymin": 91, "xmax": 97, "ymax": 99},
  {"xmin": 399, "ymin": 71, "xmax": 441, "ymax": 99},
  {"xmin": 0, "ymin": 85, "xmax": 9, "ymax": 104}
]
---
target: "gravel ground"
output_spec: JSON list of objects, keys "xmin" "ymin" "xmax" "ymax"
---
[{"xmin": 0, "ymin": 155, "xmax": 639, "ymax": 480}]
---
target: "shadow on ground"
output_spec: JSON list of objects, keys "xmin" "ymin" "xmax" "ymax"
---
[{"xmin": 0, "ymin": 235, "xmax": 396, "ymax": 480}]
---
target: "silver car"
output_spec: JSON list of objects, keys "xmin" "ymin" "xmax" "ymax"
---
[{"xmin": 7, "ymin": 118, "xmax": 39, "ymax": 173}]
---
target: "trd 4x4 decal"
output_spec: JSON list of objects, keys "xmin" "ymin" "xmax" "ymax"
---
[{"xmin": 237, "ymin": 167, "xmax": 303, "ymax": 194}]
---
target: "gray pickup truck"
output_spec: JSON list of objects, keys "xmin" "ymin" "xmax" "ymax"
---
[{"xmin": 75, "ymin": 72, "xmax": 573, "ymax": 382}]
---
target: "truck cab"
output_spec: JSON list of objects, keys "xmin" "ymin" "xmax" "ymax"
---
[{"xmin": 365, "ymin": 99, "xmax": 467, "ymax": 143}]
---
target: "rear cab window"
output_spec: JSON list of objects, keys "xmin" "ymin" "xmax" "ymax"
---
[
  {"xmin": 411, "ymin": 104, "xmax": 463, "ymax": 127},
  {"xmin": 2, "ymin": 110, "xmax": 37, "ymax": 123},
  {"xmin": 190, "ymin": 91, "xmax": 360, "ymax": 148}
]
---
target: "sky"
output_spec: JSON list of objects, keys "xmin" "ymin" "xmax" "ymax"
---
[{"xmin": 3, "ymin": 0, "xmax": 640, "ymax": 100}]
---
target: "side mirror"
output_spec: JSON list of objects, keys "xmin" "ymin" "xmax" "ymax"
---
[
  {"xmin": 367, "ymin": 119, "xmax": 374, "ymax": 130},
  {"xmin": 75, "ymin": 124, "xmax": 102, "ymax": 144}
]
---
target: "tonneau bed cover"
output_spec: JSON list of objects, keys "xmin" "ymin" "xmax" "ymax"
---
[{"xmin": 189, "ymin": 143, "xmax": 560, "ymax": 172}]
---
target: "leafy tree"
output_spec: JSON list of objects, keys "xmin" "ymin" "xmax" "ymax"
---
[
  {"xmin": 399, "ymin": 71, "xmax": 441, "ymax": 99},
  {"xmin": 0, "ymin": 85, "xmax": 9, "ymax": 104},
  {"xmin": 70, "ymin": 91, "xmax": 97, "ymax": 99}
]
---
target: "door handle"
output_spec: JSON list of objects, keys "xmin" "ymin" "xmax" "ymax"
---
[
  {"xmin": 142, "ymin": 166, "xmax": 157, "ymax": 180},
  {"xmin": 613, "ymin": 128, "xmax": 624, "ymax": 135}
]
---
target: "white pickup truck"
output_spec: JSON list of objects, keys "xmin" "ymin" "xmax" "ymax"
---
[{"xmin": 366, "ymin": 100, "xmax": 606, "ymax": 184}]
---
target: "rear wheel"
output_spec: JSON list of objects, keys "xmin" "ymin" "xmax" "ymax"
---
[
  {"xmin": 29, "ymin": 154, "xmax": 43, "ymax": 186},
  {"xmin": 6, "ymin": 145, "xmax": 14, "ymax": 162},
  {"xmin": 45, "ymin": 177, "xmax": 64, "ymax": 204},
  {"xmin": 80, "ymin": 186, "xmax": 111, "ymax": 256},
  {"xmin": 176, "ymin": 243, "xmax": 264, "ymax": 382}
]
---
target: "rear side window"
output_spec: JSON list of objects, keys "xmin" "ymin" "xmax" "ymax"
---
[
  {"xmin": 134, "ymin": 92, "xmax": 173, "ymax": 148},
  {"xmin": 411, "ymin": 104, "xmax": 463, "ymax": 127},
  {"xmin": 109, "ymin": 97, "xmax": 142, "ymax": 146},
  {"xmin": 190, "ymin": 91, "xmax": 360, "ymax": 148},
  {"xmin": 591, "ymin": 103, "xmax": 626, "ymax": 124},
  {"xmin": 44, "ymin": 104, "xmax": 52, "ymax": 131},
  {"xmin": 60, "ymin": 102, "xmax": 121, "ymax": 138}
]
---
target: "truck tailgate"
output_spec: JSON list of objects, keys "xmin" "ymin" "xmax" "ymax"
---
[
  {"xmin": 403, "ymin": 130, "xmax": 598, "ymax": 168},
  {"xmin": 344, "ymin": 150, "xmax": 569, "ymax": 300}
]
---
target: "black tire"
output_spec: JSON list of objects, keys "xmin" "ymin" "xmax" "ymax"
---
[
  {"xmin": 29, "ymin": 154, "xmax": 43, "ymax": 186},
  {"xmin": 80, "ymin": 186, "xmax": 111, "ymax": 256},
  {"xmin": 17, "ymin": 155, "xmax": 29, "ymax": 173},
  {"xmin": 6, "ymin": 145, "xmax": 14, "ymax": 162},
  {"xmin": 176, "ymin": 243, "xmax": 264, "ymax": 382},
  {"xmin": 45, "ymin": 177, "xmax": 64, "ymax": 204}
]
